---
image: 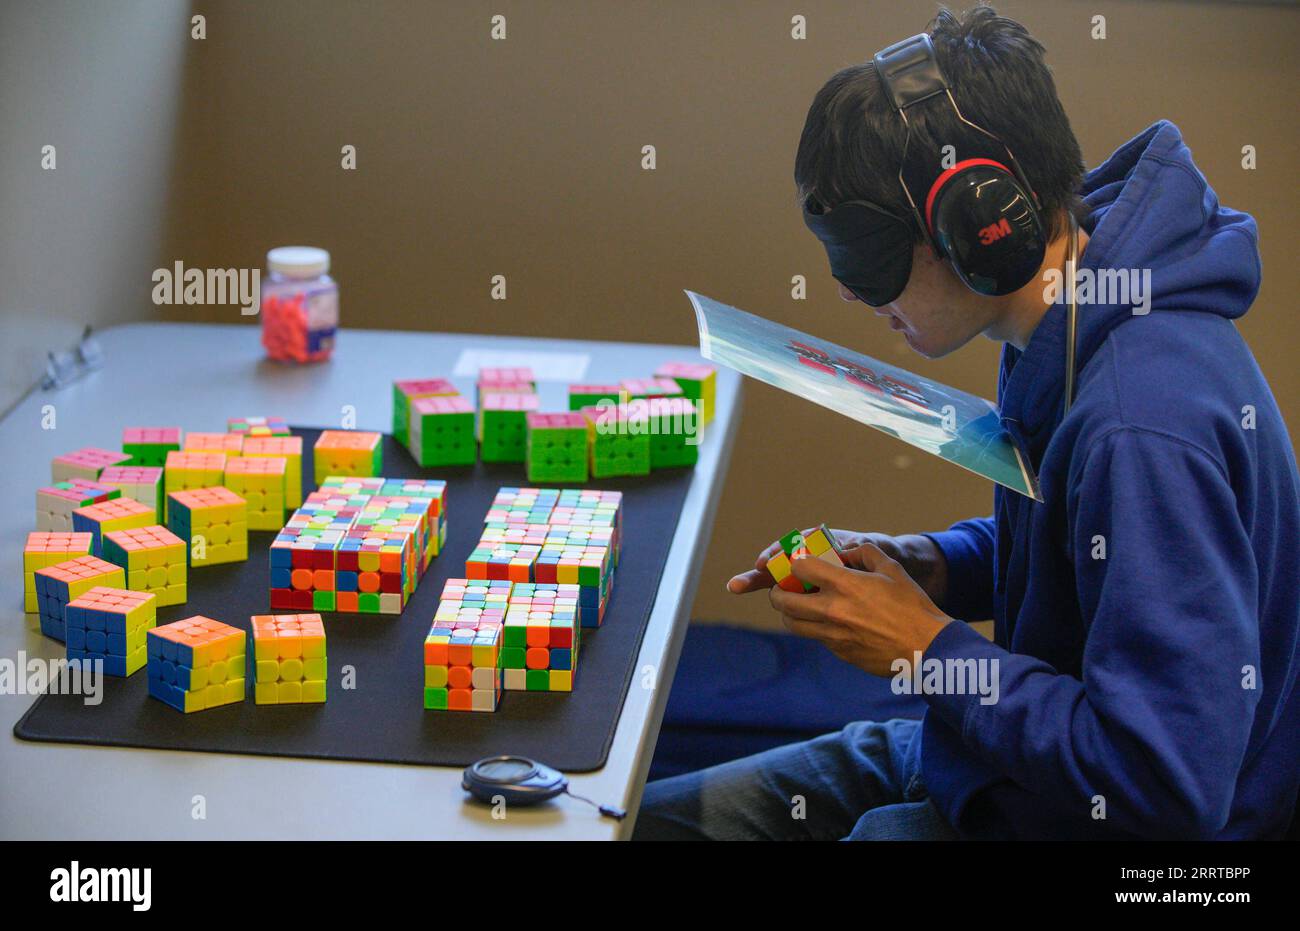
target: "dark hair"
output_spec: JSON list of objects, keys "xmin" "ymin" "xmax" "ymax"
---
[{"xmin": 794, "ymin": 3, "xmax": 1086, "ymax": 243}]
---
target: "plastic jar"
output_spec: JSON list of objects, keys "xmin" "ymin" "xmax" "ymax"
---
[{"xmin": 260, "ymin": 246, "xmax": 338, "ymax": 363}]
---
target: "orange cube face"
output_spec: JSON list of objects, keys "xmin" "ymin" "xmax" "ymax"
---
[
  {"xmin": 71, "ymin": 496, "xmax": 157, "ymax": 556},
  {"xmin": 183, "ymin": 432, "xmax": 245, "ymax": 456},
  {"xmin": 244, "ymin": 436, "xmax": 304, "ymax": 508},
  {"xmin": 23, "ymin": 531, "xmax": 94, "ymax": 613},
  {"xmin": 33, "ymin": 554, "xmax": 127, "ymax": 640},
  {"xmin": 101, "ymin": 525, "xmax": 188, "ymax": 607},
  {"xmin": 147, "ymin": 616, "xmax": 247, "ymax": 713},
  {"xmin": 313, "ymin": 431, "xmax": 383, "ymax": 484}
]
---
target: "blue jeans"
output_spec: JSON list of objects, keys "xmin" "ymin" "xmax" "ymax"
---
[{"xmin": 633, "ymin": 719, "xmax": 958, "ymax": 841}]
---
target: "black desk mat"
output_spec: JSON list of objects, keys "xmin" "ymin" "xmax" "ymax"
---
[{"xmin": 15, "ymin": 428, "xmax": 693, "ymax": 772}]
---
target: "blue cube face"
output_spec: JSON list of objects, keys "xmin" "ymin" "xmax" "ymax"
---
[
  {"xmin": 106, "ymin": 632, "xmax": 127, "ymax": 655},
  {"xmin": 67, "ymin": 627, "xmax": 87, "ymax": 650},
  {"xmin": 270, "ymin": 544, "xmax": 293, "ymax": 569},
  {"xmin": 336, "ymin": 571, "xmax": 358, "ymax": 592},
  {"xmin": 271, "ymin": 567, "xmax": 292, "ymax": 589},
  {"xmin": 85, "ymin": 630, "xmax": 108, "ymax": 654},
  {"xmin": 550, "ymin": 648, "xmax": 572, "ymax": 670},
  {"xmin": 102, "ymin": 655, "xmax": 127, "ymax": 677},
  {"xmin": 65, "ymin": 605, "xmax": 86, "ymax": 629},
  {"xmin": 84, "ymin": 609, "xmax": 106, "ymax": 632}
]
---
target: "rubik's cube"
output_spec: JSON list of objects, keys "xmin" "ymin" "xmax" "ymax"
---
[
  {"xmin": 424, "ymin": 579, "xmax": 506, "ymax": 711},
  {"xmin": 269, "ymin": 477, "xmax": 446, "ymax": 614},
  {"xmin": 568, "ymin": 384, "xmax": 623, "ymax": 411},
  {"xmin": 243, "ymin": 435, "xmax": 304, "ymax": 507},
  {"xmin": 228, "ymin": 416, "xmax": 289, "ymax": 437},
  {"xmin": 251, "ymin": 613, "xmax": 327, "ymax": 704},
  {"xmin": 36, "ymin": 479, "xmax": 118, "ymax": 532},
  {"xmin": 122, "ymin": 427, "xmax": 182, "ymax": 467},
  {"xmin": 501, "ymin": 582, "xmax": 581, "ymax": 692},
  {"xmin": 32, "ymin": 555, "xmax": 125, "ymax": 641},
  {"xmin": 582, "ymin": 404, "xmax": 650, "ymax": 478},
  {"xmin": 645, "ymin": 397, "xmax": 702, "ymax": 469},
  {"xmin": 481, "ymin": 392, "xmax": 540, "ymax": 463},
  {"xmin": 65, "ymin": 587, "xmax": 156, "ymax": 676},
  {"xmin": 767, "ymin": 525, "xmax": 845, "ymax": 593},
  {"xmin": 224, "ymin": 455, "xmax": 287, "ymax": 530},
  {"xmin": 392, "ymin": 378, "xmax": 458, "ymax": 446},
  {"xmin": 313, "ymin": 430, "xmax": 383, "ymax": 484},
  {"xmin": 102, "ymin": 525, "xmax": 187, "ymax": 607},
  {"xmin": 99, "ymin": 466, "xmax": 164, "ymax": 516},
  {"xmin": 476, "ymin": 367, "xmax": 535, "ymax": 407},
  {"xmin": 22, "ymin": 532, "xmax": 92, "ymax": 613},
  {"xmin": 473, "ymin": 487, "xmax": 621, "ymax": 627},
  {"xmin": 52, "ymin": 447, "xmax": 131, "ymax": 483},
  {"xmin": 72, "ymin": 496, "xmax": 157, "ymax": 556},
  {"xmin": 167, "ymin": 487, "xmax": 248, "ymax": 566},
  {"xmin": 146, "ymin": 616, "xmax": 246, "ymax": 713},
  {"xmin": 164, "ymin": 451, "xmax": 227, "ymax": 519},
  {"xmin": 525, "ymin": 412, "xmax": 589, "ymax": 483},
  {"xmin": 621, "ymin": 377, "xmax": 685, "ymax": 401},
  {"xmin": 184, "ymin": 431, "xmax": 244, "ymax": 457},
  {"xmin": 655, "ymin": 361, "xmax": 717, "ymax": 424},
  {"xmin": 408, "ymin": 395, "xmax": 476, "ymax": 467}
]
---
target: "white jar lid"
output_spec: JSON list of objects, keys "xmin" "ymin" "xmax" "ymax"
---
[{"xmin": 267, "ymin": 246, "xmax": 330, "ymax": 278}]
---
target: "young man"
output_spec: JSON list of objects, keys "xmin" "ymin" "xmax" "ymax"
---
[{"xmin": 634, "ymin": 5, "xmax": 1299, "ymax": 840}]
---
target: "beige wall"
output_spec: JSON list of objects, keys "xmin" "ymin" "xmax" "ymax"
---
[
  {"xmin": 0, "ymin": 0, "xmax": 190, "ymax": 415},
  {"xmin": 12, "ymin": 1, "xmax": 1298, "ymax": 630}
]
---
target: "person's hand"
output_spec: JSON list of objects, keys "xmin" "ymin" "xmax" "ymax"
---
[
  {"xmin": 727, "ymin": 529, "xmax": 948, "ymax": 605},
  {"xmin": 768, "ymin": 542, "xmax": 952, "ymax": 678}
]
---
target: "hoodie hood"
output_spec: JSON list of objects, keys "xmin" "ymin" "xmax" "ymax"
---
[{"xmin": 999, "ymin": 120, "xmax": 1262, "ymax": 445}]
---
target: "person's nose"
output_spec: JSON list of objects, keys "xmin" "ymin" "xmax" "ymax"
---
[{"xmin": 837, "ymin": 282, "xmax": 860, "ymax": 303}]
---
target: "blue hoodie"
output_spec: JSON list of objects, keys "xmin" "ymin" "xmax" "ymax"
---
[{"xmin": 917, "ymin": 121, "xmax": 1300, "ymax": 839}]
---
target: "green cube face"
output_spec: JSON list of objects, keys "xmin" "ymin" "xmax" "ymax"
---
[
  {"xmin": 591, "ymin": 430, "xmax": 650, "ymax": 478},
  {"xmin": 649, "ymin": 433, "xmax": 699, "ymax": 469},
  {"xmin": 578, "ymin": 562, "xmax": 602, "ymax": 587},
  {"xmin": 526, "ymin": 669, "xmax": 551, "ymax": 691},
  {"xmin": 313, "ymin": 590, "xmax": 336, "ymax": 612},
  {"xmin": 501, "ymin": 646, "xmax": 526, "ymax": 668},
  {"xmin": 412, "ymin": 407, "xmax": 476, "ymax": 467},
  {"xmin": 358, "ymin": 592, "xmax": 381, "ymax": 613},
  {"xmin": 481, "ymin": 408, "xmax": 529, "ymax": 464},
  {"xmin": 424, "ymin": 687, "xmax": 448, "ymax": 710}
]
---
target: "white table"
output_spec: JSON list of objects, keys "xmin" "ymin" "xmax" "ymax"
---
[{"xmin": 0, "ymin": 323, "xmax": 741, "ymax": 840}]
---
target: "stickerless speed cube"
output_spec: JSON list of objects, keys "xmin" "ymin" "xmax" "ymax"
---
[
  {"xmin": 228, "ymin": 416, "xmax": 289, "ymax": 437},
  {"xmin": 481, "ymin": 392, "xmax": 540, "ymax": 464},
  {"xmin": 476, "ymin": 367, "xmax": 535, "ymax": 407},
  {"xmin": 655, "ymin": 361, "xmax": 717, "ymax": 424},
  {"xmin": 244, "ymin": 435, "xmax": 304, "ymax": 507},
  {"xmin": 168, "ymin": 487, "xmax": 248, "ymax": 566},
  {"xmin": 526, "ymin": 412, "xmax": 588, "ymax": 483},
  {"xmin": 568, "ymin": 384, "xmax": 623, "ymax": 411},
  {"xmin": 393, "ymin": 378, "xmax": 458, "ymax": 447},
  {"xmin": 122, "ymin": 427, "xmax": 182, "ymax": 467},
  {"xmin": 501, "ymin": 582, "xmax": 580, "ymax": 692},
  {"xmin": 645, "ymin": 397, "xmax": 701, "ymax": 469},
  {"xmin": 147, "ymin": 617, "xmax": 246, "ymax": 713},
  {"xmin": 313, "ymin": 430, "xmax": 383, "ymax": 484},
  {"xmin": 183, "ymin": 431, "xmax": 244, "ymax": 457},
  {"xmin": 224, "ymin": 455, "xmax": 287, "ymax": 530},
  {"xmin": 65, "ymin": 587, "xmax": 156, "ymax": 676},
  {"xmin": 620, "ymin": 377, "xmax": 684, "ymax": 401},
  {"xmin": 52, "ymin": 447, "xmax": 131, "ymax": 483},
  {"xmin": 72, "ymin": 496, "xmax": 157, "ymax": 556},
  {"xmin": 103, "ymin": 525, "xmax": 187, "ymax": 607},
  {"xmin": 251, "ymin": 613, "xmax": 327, "ymax": 704},
  {"xmin": 582, "ymin": 404, "xmax": 650, "ymax": 478},
  {"xmin": 33, "ymin": 555, "xmax": 125, "ymax": 641},
  {"xmin": 99, "ymin": 465, "xmax": 164, "ymax": 517},
  {"xmin": 408, "ymin": 396, "xmax": 476, "ymax": 467},
  {"xmin": 36, "ymin": 479, "xmax": 118, "ymax": 532},
  {"xmin": 425, "ymin": 579, "xmax": 506, "ymax": 711},
  {"xmin": 164, "ymin": 451, "xmax": 226, "ymax": 519},
  {"xmin": 23, "ymin": 532, "xmax": 92, "ymax": 613},
  {"xmin": 768, "ymin": 525, "xmax": 845, "ymax": 593}
]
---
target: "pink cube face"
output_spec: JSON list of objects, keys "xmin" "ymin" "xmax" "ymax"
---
[
  {"xmin": 646, "ymin": 397, "xmax": 698, "ymax": 418},
  {"xmin": 483, "ymin": 393, "xmax": 540, "ymax": 412},
  {"xmin": 122, "ymin": 427, "xmax": 182, "ymax": 445},
  {"xmin": 479, "ymin": 368, "xmax": 534, "ymax": 385},
  {"xmin": 656, "ymin": 362, "xmax": 715, "ymax": 381},
  {"xmin": 396, "ymin": 378, "xmax": 457, "ymax": 397},
  {"xmin": 570, "ymin": 384, "xmax": 622, "ymax": 395},
  {"xmin": 412, "ymin": 395, "xmax": 474, "ymax": 416},
  {"xmin": 55, "ymin": 448, "xmax": 131, "ymax": 471},
  {"xmin": 526, "ymin": 411, "xmax": 586, "ymax": 430}
]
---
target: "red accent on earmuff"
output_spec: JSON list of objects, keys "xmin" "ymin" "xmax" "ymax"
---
[{"xmin": 923, "ymin": 157, "xmax": 1012, "ymax": 233}]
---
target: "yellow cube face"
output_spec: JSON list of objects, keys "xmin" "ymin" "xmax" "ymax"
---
[
  {"xmin": 224, "ymin": 456, "xmax": 287, "ymax": 530},
  {"xmin": 250, "ymin": 613, "xmax": 327, "ymax": 704}
]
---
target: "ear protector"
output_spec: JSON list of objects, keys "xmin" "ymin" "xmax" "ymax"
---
[{"xmin": 803, "ymin": 33, "xmax": 1046, "ymax": 305}]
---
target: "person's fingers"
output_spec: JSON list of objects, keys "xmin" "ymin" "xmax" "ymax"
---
[
  {"xmin": 788, "ymin": 552, "xmax": 847, "ymax": 589},
  {"xmin": 839, "ymin": 540, "xmax": 900, "ymax": 575},
  {"xmin": 768, "ymin": 583, "xmax": 829, "ymax": 622},
  {"xmin": 727, "ymin": 568, "xmax": 773, "ymax": 594}
]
